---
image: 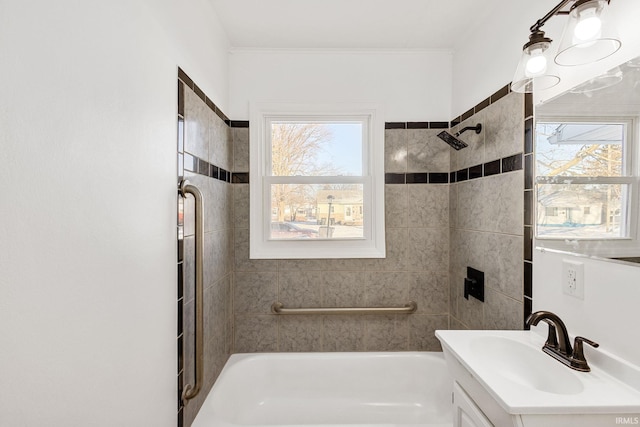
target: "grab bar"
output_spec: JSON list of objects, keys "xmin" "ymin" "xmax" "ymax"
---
[
  {"xmin": 179, "ymin": 179, "xmax": 204, "ymax": 403},
  {"xmin": 271, "ymin": 301, "xmax": 417, "ymax": 315}
]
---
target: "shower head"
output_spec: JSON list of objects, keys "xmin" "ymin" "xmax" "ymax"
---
[
  {"xmin": 436, "ymin": 123, "xmax": 482, "ymax": 150},
  {"xmin": 437, "ymin": 131, "xmax": 468, "ymax": 150}
]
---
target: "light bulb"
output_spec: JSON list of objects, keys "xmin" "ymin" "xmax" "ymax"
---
[
  {"xmin": 526, "ymin": 49, "xmax": 548, "ymax": 76},
  {"xmin": 574, "ymin": 15, "xmax": 602, "ymax": 42}
]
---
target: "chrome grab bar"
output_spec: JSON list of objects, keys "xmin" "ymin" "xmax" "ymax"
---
[
  {"xmin": 179, "ymin": 180, "xmax": 204, "ymax": 403},
  {"xmin": 271, "ymin": 301, "xmax": 417, "ymax": 315}
]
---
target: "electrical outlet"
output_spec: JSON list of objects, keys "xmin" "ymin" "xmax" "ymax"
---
[{"xmin": 562, "ymin": 260, "xmax": 584, "ymax": 299}]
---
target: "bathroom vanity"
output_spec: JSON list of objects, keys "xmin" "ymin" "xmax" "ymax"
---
[{"xmin": 436, "ymin": 330, "xmax": 640, "ymax": 427}]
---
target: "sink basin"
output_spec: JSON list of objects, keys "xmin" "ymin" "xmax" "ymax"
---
[
  {"xmin": 470, "ymin": 335, "xmax": 584, "ymax": 395},
  {"xmin": 436, "ymin": 330, "xmax": 640, "ymax": 415}
]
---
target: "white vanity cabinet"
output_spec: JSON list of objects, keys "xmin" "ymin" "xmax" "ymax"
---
[
  {"xmin": 437, "ymin": 330, "xmax": 640, "ymax": 427},
  {"xmin": 453, "ymin": 382, "xmax": 493, "ymax": 427}
]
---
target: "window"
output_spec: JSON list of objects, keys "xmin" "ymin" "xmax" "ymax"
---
[
  {"xmin": 535, "ymin": 117, "xmax": 638, "ymax": 241},
  {"xmin": 250, "ymin": 103, "xmax": 385, "ymax": 259},
  {"xmin": 545, "ymin": 207, "xmax": 559, "ymax": 217}
]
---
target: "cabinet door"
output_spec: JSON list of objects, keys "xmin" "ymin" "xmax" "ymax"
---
[{"xmin": 453, "ymin": 382, "xmax": 494, "ymax": 427}]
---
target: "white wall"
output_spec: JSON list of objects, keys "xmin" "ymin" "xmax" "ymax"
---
[
  {"xmin": 0, "ymin": 1, "xmax": 229, "ymax": 426},
  {"xmin": 533, "ymin": 249, "xmax": 640, "ymax": 366},
  {"xmin": 452, "ymin": 0, "xmax": 640, "ymax": 115},
  {"xmin": 228, "ymin": 49, "xmax": 452, "ymax": 121},
  {"xmin": 451, "ymin": 0, "xmax": 559, "ymax": 116}
]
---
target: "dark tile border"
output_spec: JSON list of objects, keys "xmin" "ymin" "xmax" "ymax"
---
[
  {"xmin": 178, "ymin": 67, "xmax": 230, "ymax": 127},
  {"xmin": 385, "ymin": 173, "xmax": 406, "ymax": 184},
  {"xmin": 502, "ymin": 153, "xmax": 523, "ymax": 173},
  {"xmin": 450, "ymin": 152, "xmax": 524, "ymax": 183},
  {"xmin": 385, "ymin": 121, "xmax": 452, "ymax": 130},
  {"xmin": 230, "ymin": 120, "xmax": 250, "ymax": 128},
  {"xmin": 450, "ymin": 83, "xmax": 513, "ymax": 127},
  {"xmin": 406, "ymin": 172, "xmax": 428, "ymax": 183},
  {"xmin": 523, "ymin": 297, "xmax": 533, "ymax": 330},
  {"xmin": 386, "ymin": 172, "xmax": 452, "ymax": 184}
]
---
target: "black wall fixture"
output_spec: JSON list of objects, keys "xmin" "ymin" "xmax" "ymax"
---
[{"xmin": 464, "ymin": 266, "xmax": 485, "ymax": 302}]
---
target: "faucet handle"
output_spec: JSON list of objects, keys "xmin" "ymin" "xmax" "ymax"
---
[
  {"xmin": 571, "ymin": 336, "xmax": 600, "ymax": 372},
  {"xmin": 541, "ymin": 320, "xmax": 559, "ymax": 349}
]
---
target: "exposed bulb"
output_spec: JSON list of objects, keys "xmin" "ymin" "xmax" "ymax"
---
[
  {"xmin": 574, "ymin": 15, "xmax": 602, "ymax": 42},
  {"xmin": 525, "ymin": 48, "xmax": 548, "ymax": 76}
]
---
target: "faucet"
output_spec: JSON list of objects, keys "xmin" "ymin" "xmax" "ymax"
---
[{"xmin": 526, "ymin": 310, "xmax": 599, "ymax": 372}]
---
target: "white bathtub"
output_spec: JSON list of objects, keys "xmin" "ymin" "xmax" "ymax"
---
[{"xmin": 191, "ymin": 352, "xmax": 453, "ymax": 427}]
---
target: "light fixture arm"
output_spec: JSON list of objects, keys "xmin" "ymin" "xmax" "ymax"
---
[
  {"xmin": 530, "ymin": 0, "xmax": 573, "ymax": 33},
  {"xmin": 529, "ymin": 0, "xmax": 612, "ymax": 32}
]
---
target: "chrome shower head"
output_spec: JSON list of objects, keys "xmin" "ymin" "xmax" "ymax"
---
[{"xmin": 436, "ymin": 123, "xmax": 482, "ymax": 150}]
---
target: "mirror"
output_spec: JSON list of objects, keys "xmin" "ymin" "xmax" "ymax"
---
[{"xmin": 534, "ymin": 55, "xmax": 640, "ymax": 265}]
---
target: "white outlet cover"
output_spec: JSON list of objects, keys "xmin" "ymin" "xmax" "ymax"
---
[{"xmin": 562, "ymin": 259, "xmax": 585, "ymax": 300}]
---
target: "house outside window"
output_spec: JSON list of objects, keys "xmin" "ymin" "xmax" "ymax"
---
[
  {"xmin": 249, "ymin": 103, "xmax": 385, "ymax": 259},
  {"xmin": 535, "ymin": 118, "xmax": 637, "ymax": 241}
]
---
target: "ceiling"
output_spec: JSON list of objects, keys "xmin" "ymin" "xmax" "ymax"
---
[{"xmin": 208, "ymin": 0, "xmax": 504, "ymax": 50}]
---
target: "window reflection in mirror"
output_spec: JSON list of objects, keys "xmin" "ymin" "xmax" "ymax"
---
[{"xmin": 534, "ymin": 55, "xmax": 640, "ymax": 260}]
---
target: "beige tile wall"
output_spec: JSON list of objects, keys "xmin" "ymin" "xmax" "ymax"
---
[
  {"xmin": 231, "ymin": 127, "xmax": 450, "ymax": 352},
  {"xmin": 449, "ymin": 92, "xmax": 525, "ymax": 331},
  {"xmin": 181, "ymin": 87, "xmax": 234, "ymax": 426}
]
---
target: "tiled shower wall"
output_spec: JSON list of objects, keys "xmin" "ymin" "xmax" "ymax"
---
[
  {"xmin": 448, "ymin": 87, "xmax": 533, "ymax": 330},
  {"xmin": 176, "ymin": 70, "xmax": 533, "ymax": 425},
  {"xmin": 231, "ymin": 124, "xmax": 451, "ymax": 353},
  {"xmin": 177, "ymin": 70, "xmax": 234, "ymax": 427}
]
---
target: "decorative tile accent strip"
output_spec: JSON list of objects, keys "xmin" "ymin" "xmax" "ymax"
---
[
  {"xmin": 490, "ymin": 84, "xmax": 510, "ymax": 104},
  {"xmin": 524, "ymin": 190, "xmax": 533, "ymax": 226},
  {"xmin": 524, "ymin": 118, "xmax": 533, "ymax": 154},
  {"xmin": 429, "ymin": 122, "xmax": 449, "ymax": 129},
  {"xmin": 230, "ymin": 120, "xmax": 250, "ymax": 128},
  {"xmin": 178, "ymin": 67, "xmax": 230, "ymax": 128},
  {"xmin": 523, "ymin": 296, "xmax": 532, "ymax": 330},
  {"xmin": 428, "ymin": 172, "xmax": 449, "ymax": 183},
  {"xmin": 468, "ymin": 164, "xmax": 483, "ymax": 180},
  {"xmin": 524, "ymin": 154, "xmax": 533, "ymax": 190},
  {"xmin": 483, "ymin": 159, "xmax": 501, "ymax": 176},
  {"xmin": 385, "ymin": 121, "xmax": 451, "ymax": 130},
  {"xmin": 474, "ymin": 97, "xmax": 490, "ymax": 113},
  {"xmin": 524, "ymin": 262, "xmax": 532, "ymax": 298},
  {"xmin": 524, "ymin": 93, "xmax": 533, "ymax": 118},
  {"xmin": 461, "ymin": 107, "xmax": 474, "ymax": 121},
  {"xmin": 502, "ymin": 153, "xmax": 523, "ymax": 173},
  {"xmin": 524, "ymin": 226, "xmax": 533, "ymax": 261},
  {"xmin": 384, "ymin": 173, "xmax": 406, "ymax": 184},
  {"xmin": 232, "ymin": 173, "xmax": 250, "ymax": 184},
  {"xmin": 406, "ymin": 172, "xmax": 428, "ymax": 183},
  {"xmin": 181, "ymin": 153, "xmax": 235, "ymax": 183},
  {"xmin": 178, "ymin": 81, "xmax": 184, "ymax": 117},
  {"xmin": 456, "ymin": 169, "xmax": 468, "ymax": 182},
  {"xmin": 450, "ymin": 84, "xmax": 514, "ymax": 127},
  {"xmin": 385, "ymin": 122, "xmax": 406, "ymax": 129},
  {"xmin": 407, "ymin": 122, "xmax": 429, "ymax": 129}
]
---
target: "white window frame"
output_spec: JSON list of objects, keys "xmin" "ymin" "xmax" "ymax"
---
[
  {"xmin": 249, "ymin": 102, "xmax": 385, "ymax": 259},
  {"xmin": 535, "ymin": 114, "xmax": 640, "ymax": 257}
]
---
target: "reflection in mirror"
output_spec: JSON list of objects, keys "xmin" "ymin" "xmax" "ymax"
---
[{"xmin": 535, "ymin": 55, "xmax": 640, "ymax": 265}]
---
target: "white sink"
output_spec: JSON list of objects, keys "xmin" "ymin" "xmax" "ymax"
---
[
  {"xmin": 436, "ymin": 330, "xmax": 640, "ymax": 415},
  {"xmin": 470, "ymin": 335, "xmax": 584, "ymax": 395}
]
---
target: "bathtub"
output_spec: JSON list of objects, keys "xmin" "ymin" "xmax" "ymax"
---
[{"xmin": 191, "ymin": 352, "xmax": 453, "ymax": 427}]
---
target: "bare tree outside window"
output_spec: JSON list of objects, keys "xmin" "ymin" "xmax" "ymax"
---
[
  {"xmin": 268, "ymin": 122, "xmax": 365, "ymax": 239},
  {"xmin": 535, "ymin": 121, "xmax": 628, "ymax": 238}
]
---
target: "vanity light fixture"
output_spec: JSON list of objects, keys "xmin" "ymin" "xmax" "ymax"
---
[{"xmin": 511, "ymin": 0, "xmax": 621, "ymax": 93}]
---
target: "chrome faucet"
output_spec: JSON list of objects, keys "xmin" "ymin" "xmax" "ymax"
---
[{"xmin": 526, "ymin": 310, "xmax": 599, "ymax": 372}]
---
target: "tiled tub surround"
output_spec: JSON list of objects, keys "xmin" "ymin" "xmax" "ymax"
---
[
  {"xmin": 231, "ymin": 125, "xmax": 451, "ymax": 353},
  {"xmin": 177, "ymin": 71, "xmax": 234, "ymax": 427},
  {"xmin": 449, "ymin": 90, "xmax": 530, "ymax": 331},
  {"xmin": 177, "ymin": 67, "xmax": 533, "ymax": 424}
]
